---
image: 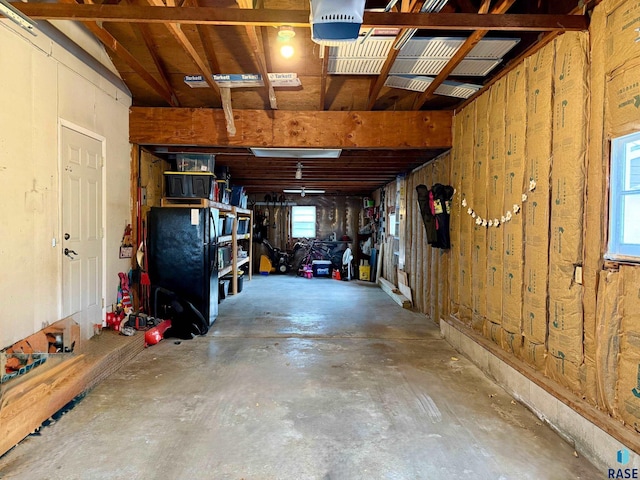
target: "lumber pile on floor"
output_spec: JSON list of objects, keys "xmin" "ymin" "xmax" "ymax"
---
[
  {"xmin": 0, "ymin": 329, "xmax": 144, "ymax": 456},
  {"xmin": 379, "ymin": 278, "xmax": 412, "ymax": 309}
]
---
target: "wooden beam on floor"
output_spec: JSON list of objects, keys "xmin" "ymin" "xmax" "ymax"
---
[
  {"xmin": 0, "ymin": 330, "xmax": 145, "ymax": 457},
  {"xmin": 379, "ymin": 278, "xmax": 412, "ymax": 309}
]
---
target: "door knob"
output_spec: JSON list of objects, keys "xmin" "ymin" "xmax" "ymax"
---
[
  {"xmin": 64, "ymin": 248, "xmax": 77, "ymax": 259},
  {"xmin": 64, "ymin": 233, "xmax": 70, "ymax": 240}
]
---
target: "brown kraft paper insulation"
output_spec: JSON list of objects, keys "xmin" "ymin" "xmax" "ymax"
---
[
  {"xmin": 486, "ymin": 78, "xmax": 507, "ymax": 324},
  {"xmin": 616, "ymin": 266, "xmax": 640, "ymax": 430},
  {"xmin": 604, "ymin": 0, "xmax": 640, "ymax": 75},
  {"xmin": 458, "ymin": 104, "xmax": 476, "ymax": 323},
  {"xmin": 582, "ymin": 2, "xmax": 608, "ymax": 405},
  {"xmin": 472, "ymin": 92, "xmax": 490, "ymax": 326},
  {"xmin": 523, "ymin": 41, "xmax": 555, "ymax": 346},
  {"xmin": 523, "ymin": 340, "xmax": 547, "ymax": 370},
  {"xmin": 606, "ymin": 60, "xmax": 640, "ymax": 137},
  {"xmin": 595, "ymin": 270, "xmax": 622, "ymax": 417},
  {"xmin": 547, "ymin": 32, "xmax": 589, "ymax": 383},
  {"xmin": 502, "ymin": 67, "xmax": 527, "ymax": 335}
]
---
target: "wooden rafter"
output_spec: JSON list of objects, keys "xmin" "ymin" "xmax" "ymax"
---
[
  {"xmin": 412, "ymin": 0, "xmax": 515, "ymax": 110},
  {"xmin": 237, "ymin": 0, "xmax": 277, "ymax": 109},
  {"xmin": 366, "ymin": 0, "xmax": 424, "ymax": 111},
  {"xmin": 134, "ymin": 22, "xmax": 180, "ymax": 106},
  {"xmin": 144, "ymin": 0, "xmax": 221, "ymax": 101},
  {"xmin": 54, "ymin": 0, "xmax": 177, "ymax": 106},
  {"xmin": 15, "ymin": 5, "xmax": 589, "ymax": 31},
  {"xmin": 183, "ymin": 0, "xmax": 222, "ymax": 74}
]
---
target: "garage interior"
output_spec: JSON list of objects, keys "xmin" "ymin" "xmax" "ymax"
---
[{"xmin": 1, "ymin": 0, "xmax": 639, "ymax": 477}]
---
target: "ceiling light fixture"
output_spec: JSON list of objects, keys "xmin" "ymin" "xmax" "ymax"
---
[
  {"xmin": 295, "ymin": 162, "xmax": 303, "ymax": 180},
  {"xmin": 283, "ymin": 188, "xmax": 326, "ymax": 195},
  {"xmin": 278, "ymin": 26, "xmax": 296, "ymax": 59},
  {"xmin": 251, "ymin": 148, "xmax": 342, "ymax": 158},
  {"xmin": 0, "ymin": 0, "xmax": 37, "ymax": 36}
]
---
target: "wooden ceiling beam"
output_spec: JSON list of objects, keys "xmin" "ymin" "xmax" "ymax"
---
[
  {"xmin": 54, "ymin": 0, "xmax": 177, "ymax": 106},
  {"xmin": 130, "ymin": 108, "xmax": 453, "ymax": 148},
  {"xmin": 413, "ymin": 0, "xmax": 515, "ymax": 110},
  {"xmin": 16, "ymin": 5, "xmax": 589, "ymax": 31}
]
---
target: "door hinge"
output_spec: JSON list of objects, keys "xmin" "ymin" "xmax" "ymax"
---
[
  {"xmin": 101, "ymin": 156, "xmax": 105, "ymax": 168},
  {"xmin": 102, "ymin": 298, "xmax": 105, "ymax": 308}
]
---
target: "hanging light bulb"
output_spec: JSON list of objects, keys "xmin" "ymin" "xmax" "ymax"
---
[
  {"xmin": 295, "ymin": 162, "xmax": 303, "ymax": 180},
  {"xmin": 300, "ymin": 187, "xmax": 306, "ymax": 197},
  {"xmin": 278, "ymin": 26, "xmax": 296, "ymax": 58}
]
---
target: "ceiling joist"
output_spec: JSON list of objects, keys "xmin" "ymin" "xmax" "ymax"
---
[
  {"xmin": 15, "ymin": 5, "xmax": 589, "ymax": 31},
  {"xmin": 412, "ymin": 0, "xmax": 516, "ymax": 110}
]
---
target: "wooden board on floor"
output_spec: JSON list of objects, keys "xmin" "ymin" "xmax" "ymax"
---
[
  {"xmin": 397, "ymin": 268, "xmax": 413, "ymax": 303},
  {"xmin": 379, "ymin": 277, "xmax": 412, "ymax": 309},
  {"xmin": 0, "ymin": 330, "xmax": 145, "ymax": 457}
]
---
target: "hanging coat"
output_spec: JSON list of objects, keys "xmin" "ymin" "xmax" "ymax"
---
[
  {"xmin": 431, "ymin": 183, "xmax": 454, "ymax": 249},
  {"xmin": 415, "ymin": 184, "xmax": 438, "ymax": 245}
]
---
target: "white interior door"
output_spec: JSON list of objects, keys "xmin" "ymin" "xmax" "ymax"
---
[{"xmin": 61, "ymin": 125, "xmax": 103, "ymax": 333}]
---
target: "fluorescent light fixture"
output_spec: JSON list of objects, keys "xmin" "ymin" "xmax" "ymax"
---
[
  {"xmin": 251, "ymin": 148, "xmax": 341, "ymax": 158},
  {"xmin": 0, "ymin": 0, "xmax": 37, "ymax": 36},
  {"xmin": 283, "ymin": 189, "xmax": 325, "ymax": 194}
]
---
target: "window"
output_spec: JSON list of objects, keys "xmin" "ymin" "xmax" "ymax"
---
[
  {"xmin": 292, "ymin": 206, "xmax": 316, "ymax": 238},
  {"xmin": 608, "ymin": 132, "xmax": 640, "ymax": 261}
]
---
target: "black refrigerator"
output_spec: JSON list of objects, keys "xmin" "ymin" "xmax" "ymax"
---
[{"xmin": 147, "ymin": 207, "xmax": 219, "ymax": 326}]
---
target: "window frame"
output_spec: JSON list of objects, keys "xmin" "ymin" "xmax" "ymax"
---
[
  {"xmin": 291, "ymin": 205, "xmax": 317, "ymax": 239},
  {"xmin": 607, "ymin": 131, "xmax": 640, "ymax": 262}
]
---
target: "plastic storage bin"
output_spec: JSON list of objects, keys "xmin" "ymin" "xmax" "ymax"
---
[
  {"xmin": 221, "ymin": 272, "xmax": 244, "ymax": 294},
  {"xmin": 237, "ymin": 218, "xmax": 250, "ymax": 235},
  {"xmin": 312, "ymin": 260, "xmax": 332, "ymax": 277},
  {"xmin": 164, "ymin": 172, "xmax": 215, "ymax": 199},
  {"xmin": 176, "ymin": 153, "xmax": 215, "ymax": 172}
]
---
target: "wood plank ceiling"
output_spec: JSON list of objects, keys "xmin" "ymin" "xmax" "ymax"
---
[{"xmin": 14, "ymin": 0, "xmax": 591, "ymax": 195}]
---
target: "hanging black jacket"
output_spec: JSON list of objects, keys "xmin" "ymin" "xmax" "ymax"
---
[
  {"xmin": 416, "ymin": 184, "xmax": 438, "ymax": 245},
  {"xmin": 431, "ymin": 183, "xmax": 454, "ymax": 249}
]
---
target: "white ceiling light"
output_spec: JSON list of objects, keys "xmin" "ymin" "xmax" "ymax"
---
[
  {"xmin": 295, "ymin": 162, "xmax": 303, "ymax": 179},
  {"xmin": 283, "ymin": 188, "xmax": 325, "ymax": 195},
  {"xmin": 0, "ymin": 0, "xmax": 37, "ymax": 36},
  {"xmin": 251, "ymin": 148, "xmax": 342, "ymax": 158}
]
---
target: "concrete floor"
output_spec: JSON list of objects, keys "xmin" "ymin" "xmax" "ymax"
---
[{"xmin": 0, "ymin": 275, "xmax": 601, "ymax": 479}]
